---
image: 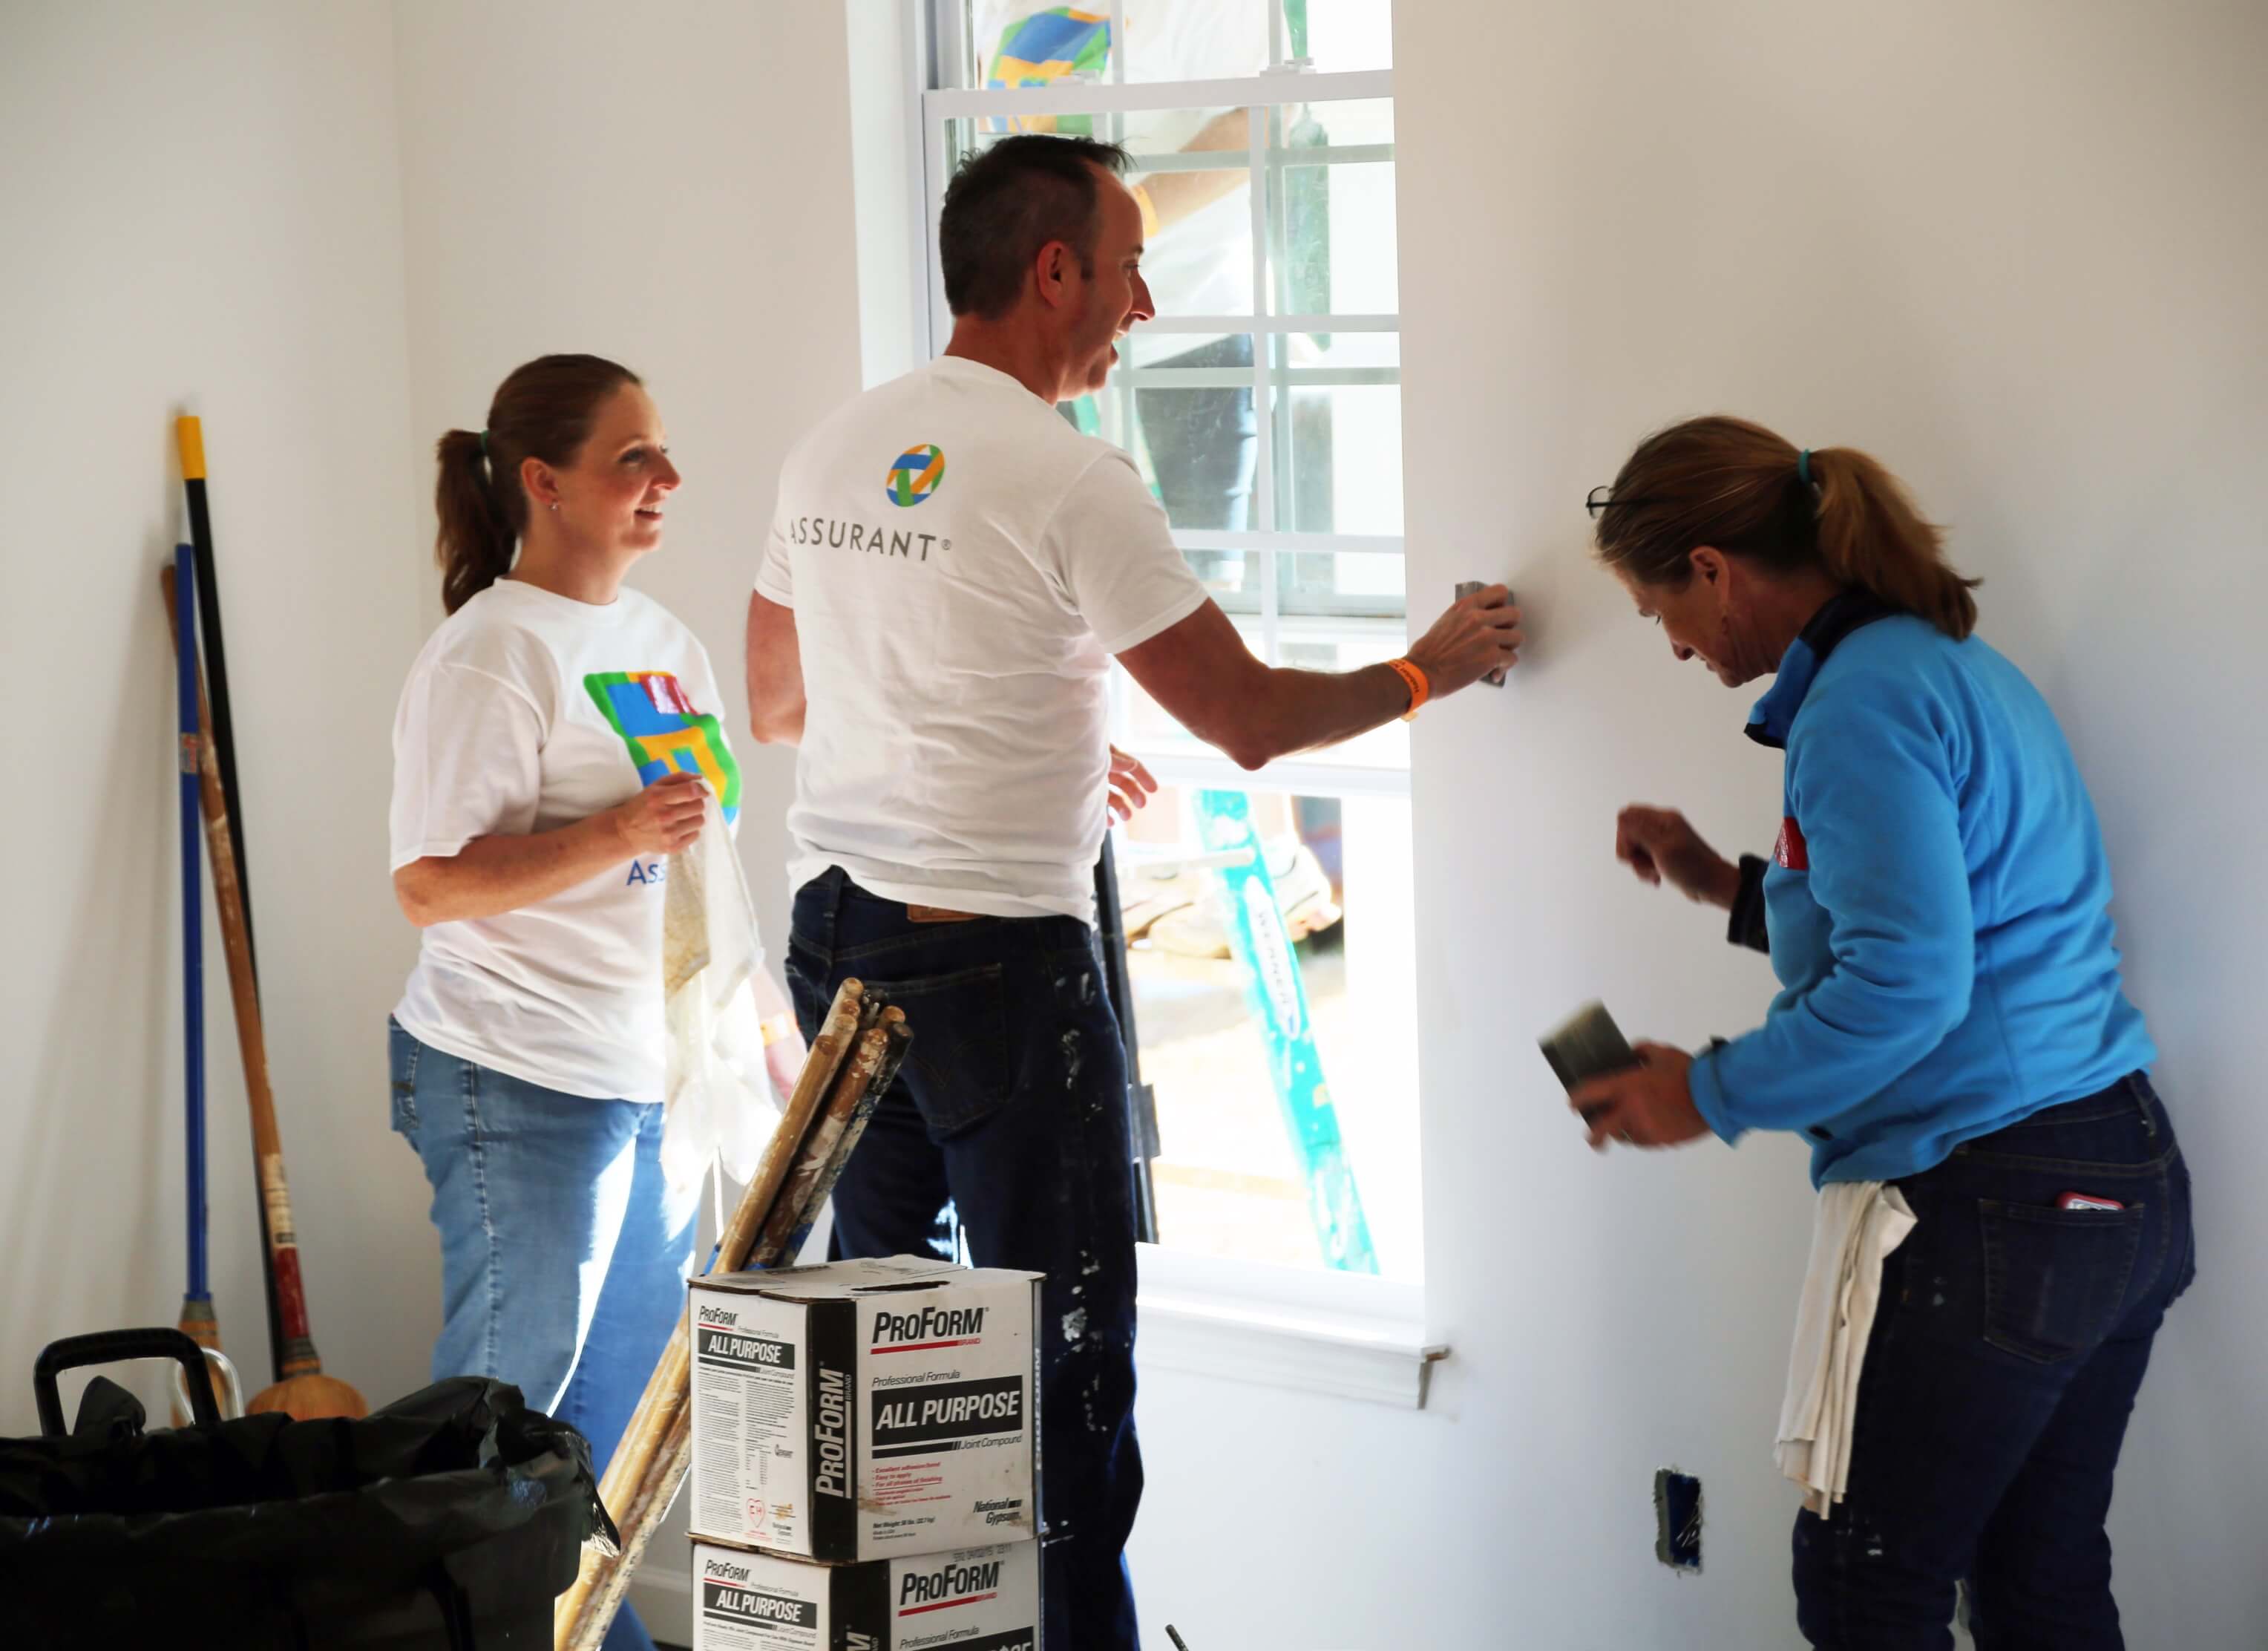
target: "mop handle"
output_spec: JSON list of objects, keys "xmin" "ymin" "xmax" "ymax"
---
[{"xmin": 175, "ymin": 544, "xmax": 207, "ymax": 1303}]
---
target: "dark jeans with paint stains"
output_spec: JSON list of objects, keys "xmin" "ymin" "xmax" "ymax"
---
[
  {"xmin": 786, "ymin": 868, "xmax": 1144, "ymax": 1651},
  {"xmin": 1793, "ymin": 1073, "xmax": 2196, "ymax": 1650}
]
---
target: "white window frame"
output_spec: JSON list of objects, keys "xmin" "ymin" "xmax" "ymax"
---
[{"xmin": 900, "ymin": 1, "xmax": 1437, "ymax": 1406}]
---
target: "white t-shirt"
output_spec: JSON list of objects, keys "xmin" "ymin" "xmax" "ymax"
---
[
  {"xmin": 389, "ymin": 579, "xmax": 743, "ymax": 1103},
  {"xmin": 758, "ymin": 356, "xmax": 1210, "ymax": 920}
]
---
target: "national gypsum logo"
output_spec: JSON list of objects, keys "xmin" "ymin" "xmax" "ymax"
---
[
  {"xmin": 885, "ymin": 443, "xmax": 946, "ymax": 508},
  {"xmin": 583, "ymin": 670, "xmax": 741, "ymax": 823}
]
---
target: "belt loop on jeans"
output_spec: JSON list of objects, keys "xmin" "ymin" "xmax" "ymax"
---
[
  {"xmin": 802, "ymin": 866, "xmax": 844, "ymax": 955},
  {"xmin": 823, "ymin": 867, "xmax": 848, "ymax": 947},
  {"xmin": 2129, "ymin": 1071, "xmax": 2158, "ymax": 1137}
]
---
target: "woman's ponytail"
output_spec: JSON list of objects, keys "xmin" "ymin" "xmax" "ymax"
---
[
  {"xmin": 434, "ymin": 428, "xmax": 516, "ymax": 615},
  {"xmin": 1809, "ymin": 446, "xmax": 1978, "ymax": 641},
  {"xmin": 1593, "ymin": 414, "xmax": 1980, "ymax": 640},
  {"xmin": 431, "ymin": 354, "xmax": 643, "ymax": 615}
]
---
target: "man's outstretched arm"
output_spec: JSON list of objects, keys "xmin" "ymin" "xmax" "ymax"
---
[{"xmin": 1117, "ymin": 586, "xmax": 1522, "ymax": 770}]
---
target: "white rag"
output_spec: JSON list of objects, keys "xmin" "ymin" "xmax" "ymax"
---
[
  {"xmin": 1776, "ymin": 1179, "xmax": 1918, "ymax": 1516},
  {"xmin": 660, "ymin": 793, "xmax": 781, "ymax": 1194}
]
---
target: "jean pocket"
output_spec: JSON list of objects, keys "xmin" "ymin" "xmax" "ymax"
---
[
  {"xmin": 1979, "ymin": 1197, "xmax": 2146, "ymax": 1363},
  {"xmin": 865, "ymin": 963, "xmax": 1012, "ymax": 1137},
  {"xmin": 387, "ymin": 1018, "xmax": 422, "ymax": 1138}
]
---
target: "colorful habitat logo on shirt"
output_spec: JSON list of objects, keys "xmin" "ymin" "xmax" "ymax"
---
[
  {"xmin": 583, "ymin": 670, "xmax": 741, "ymax": 824},
  {"xmin": 985, "ymin": 8, "xmax": 1111, "ymax": 136},
  {"xmin": 885, "ymin": 443, "xmax": 946, "ymax": 507}
]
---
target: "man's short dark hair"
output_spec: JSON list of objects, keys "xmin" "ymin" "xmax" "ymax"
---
[{"xmin": 938, "ymin": 134, "xmax": 1133, "ymax": 320}]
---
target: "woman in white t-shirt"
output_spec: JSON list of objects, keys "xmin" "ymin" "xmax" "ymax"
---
[{"xmin": 385, "ymin": 354, "xmax": 801, "ymax": 1651}]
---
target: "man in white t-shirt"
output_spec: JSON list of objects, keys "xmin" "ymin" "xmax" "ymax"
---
[{"xmin": 746, "ymin": 135, "xmax": 1519, "ymax": 1650}]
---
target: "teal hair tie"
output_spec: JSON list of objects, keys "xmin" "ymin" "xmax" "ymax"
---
[
  {"xmin": 1797, "ymin": 448, "xmax": 1812, "ymax": 486},
  {"xmin": 478, "ymin": 428, "xmax": 490, "ymax": 460}
]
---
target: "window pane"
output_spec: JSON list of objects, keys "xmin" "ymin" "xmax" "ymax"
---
[
  {"xmin": 1309, "ymin": 161, "xmax": 1397, "ymax": 312},
  {"xmin": 1081, "ymin": 333, "xmax": 1260, "ymax": 532},
  {"xmin": 1277, "ymin": 549, "xmax": 1403, "ymax": 618},
  {"xmin": 1123, "ymin": 102, "xmax": 1255, "ymax": 318},
  {"xmin": 1256, "ymin": 331, "xmax": 1401, "ymax": 540},
  {"xmin": 969, "ymin": 1, "xmax": 1274, "ymax": 88},
  {"xmin": 1297, "ymin": 0, "xmax": 1396, "ymax": 73},
  {"xmin": 1115, "ymin": 787, "xmax": 1421, "ymax": 1280},
  {"xmin": 1094, "ymin": 339, "xmax": 1403, "ymax": 538},
  {"xmin": 1167, "ymin": 546, "xmax": 1403, "ymax": 622},
  {"xmin": 1271, "ymin": 99, "xmax": 1396, "ymax": 315},
  {"xmin": 1297, "ymin": 381, "xmax": 1397, "ymax": 528},
  {"xmin": 1282, "ymin": 330, "xmax": 1397, "ymax": 369},
  {"xmin": 1285, "ymin": 92, "xmax": 1394, "ymax": 146}
]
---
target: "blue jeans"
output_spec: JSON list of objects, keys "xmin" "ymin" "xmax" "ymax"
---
[
  {"xmin": 388, "ymin": 1019, "xmax": 698, "ymax": 1651},
  {"xmin": 785, "ymin": 869, "xmax": 1144, "ymax": 1651},
  {"xmin": 1792, "ymin": 1074, "xmax": 2197, "ymax": 1648}
]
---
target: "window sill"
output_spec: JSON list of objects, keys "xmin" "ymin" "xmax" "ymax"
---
[{"xmin": 1134, "ymin": 1243, "xmax": 1446, "ymax": 1410}]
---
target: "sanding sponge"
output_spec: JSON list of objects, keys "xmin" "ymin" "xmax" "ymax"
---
[
  {"xmin": 1455, "ymin": 581, "xmax": 1511, "ymax": 686},
  {"xmin": 1538, "ymin": 1000, "xmax": 1641, "ymax": 1124}
]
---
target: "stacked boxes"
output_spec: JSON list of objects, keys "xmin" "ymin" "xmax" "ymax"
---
[{"xmin": 688, "ymin": 1255, "xmax": 1043, "ymax": 1650}]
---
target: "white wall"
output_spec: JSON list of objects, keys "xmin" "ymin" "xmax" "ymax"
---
[
  {"xmin": 390, "ymin": 0, "xmax": 865, "ymax": 958},
  {"xmin": 1126, "ymin": 2, "xmax": 2268, "ymax": 1647},
  {"xmin": 0, "ymin": 2, "xmax": 429, "ymax": 1431}
]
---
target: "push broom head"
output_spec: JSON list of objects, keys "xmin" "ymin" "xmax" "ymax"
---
[{"xmin": 248, "ymin": 1372, "xmax": 368, "ymax": 1421}]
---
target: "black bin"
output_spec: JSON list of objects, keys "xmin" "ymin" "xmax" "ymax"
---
[{"xmin": 0, "ymin": 1328, "xmax": 617, "ymax": 1649}]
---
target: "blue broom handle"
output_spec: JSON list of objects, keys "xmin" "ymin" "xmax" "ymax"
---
[{"xmin": 176, "ymin": 545, "xmax": 207, "ymax": 1304}]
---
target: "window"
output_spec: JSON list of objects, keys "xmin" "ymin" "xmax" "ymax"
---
[{"xmin": 917, "ymin": 4, "xmax": 1420, "ymax": 1290}]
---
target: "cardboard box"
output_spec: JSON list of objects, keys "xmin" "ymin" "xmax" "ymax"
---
[
  {"xmin": 689, "ymin": 1255, "xmax": 1040, "ymax": 1561},
  {"xmin": 690, "ymin": 1540, "xmax": 1038, "ymax": 1651}
]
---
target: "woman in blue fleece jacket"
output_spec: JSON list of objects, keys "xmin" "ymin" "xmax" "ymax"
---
[{"xmin": 1573, "ymin": 416, "xmax": 2195, "ymax": 1650}]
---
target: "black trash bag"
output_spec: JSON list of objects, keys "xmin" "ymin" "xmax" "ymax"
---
[{"xmin": 0, "ymin": 1372, "xmax": 616, "ymax": 1650}]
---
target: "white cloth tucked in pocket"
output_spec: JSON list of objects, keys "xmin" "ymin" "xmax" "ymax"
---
[{"xmin": 1777, "ymin": 1179, "xmax": 1918, "ymax": 1516}]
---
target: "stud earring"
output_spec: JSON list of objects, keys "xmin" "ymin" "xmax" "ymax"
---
[{"xmin": 549, "ymin": 502, "xmax": 559, "ymax": 513}]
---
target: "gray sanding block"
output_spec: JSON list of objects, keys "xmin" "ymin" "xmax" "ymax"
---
[{"xmin": 1456, "ymin": 580, "xmax": 1512, "ymax": 686}]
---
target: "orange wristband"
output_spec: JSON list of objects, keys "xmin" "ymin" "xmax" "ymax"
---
[{"xmin": 1386, "ymin": 657, "xmax": 1429, "ymax": 721}]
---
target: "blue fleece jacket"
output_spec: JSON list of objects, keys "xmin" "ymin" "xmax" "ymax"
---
[{"xmin": 1686, "ymin": 595, "xmax": 2154, "ymax": 1186}]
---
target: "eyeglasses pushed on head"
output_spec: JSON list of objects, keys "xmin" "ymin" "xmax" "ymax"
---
[{"xmin": 1585, "ymin": 485, "xmax": 1665, "ymax": 519}]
